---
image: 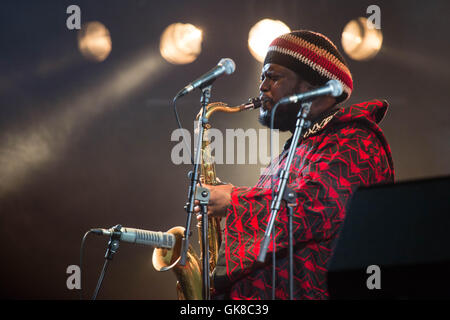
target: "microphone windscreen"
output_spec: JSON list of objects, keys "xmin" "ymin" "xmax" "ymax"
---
[
  {"xmin": 219, "ymin": 58, "xmax": 236, "ymax": 75},
  {"xmin": 327, "ymin": 79, "xmax": 343, "ymax": 97}
]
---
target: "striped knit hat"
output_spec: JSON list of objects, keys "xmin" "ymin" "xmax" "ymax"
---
[{"xmin": 264, "ymin": 30, "xmax": 353, "ymax": 103}]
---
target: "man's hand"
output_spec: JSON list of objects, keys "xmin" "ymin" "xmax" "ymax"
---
[{"xmin": 194, "ymin": 183, "xmax": 234, "ymax": 218}]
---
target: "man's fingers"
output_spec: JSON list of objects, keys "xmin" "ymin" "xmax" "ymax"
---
[
  {"xmin": 194, "ymin": 205, "xmax": 211, "ymax": 213},
  {"xmin": 196, "ymin": 211, "xmax": 213, "ymax": 222},
  {"xmin": 195, "ymin": 205, "xmax": 214, "ymax": 217}
]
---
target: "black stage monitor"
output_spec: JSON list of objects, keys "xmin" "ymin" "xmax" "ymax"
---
[{"xmin": 327, "ymin": 176, "xmax": 450, "ymax": 299}]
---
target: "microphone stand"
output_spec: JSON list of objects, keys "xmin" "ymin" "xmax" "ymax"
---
[
  {"xmin": 257, "ymin": 101, "xmax": 312, "ymax": 299},
  {"xmin": 284, "ymin": 187, "xmax": 296, "ymax": 300},
  {"xmin": 179, "ymin": 85, "xmax": 212, "ymax": 300},
  {"xmin": 92, "ymin": 224, "xmax": 122, "ymax": 300}
]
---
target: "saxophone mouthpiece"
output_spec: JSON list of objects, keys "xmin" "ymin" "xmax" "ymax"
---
[
  {"xmin": 250, "ymin": 97, "xmax": 262, "ymax": 109},
  {"xmin": 242, "ymin": 97, "xmax": 262, "ymax": 110}
]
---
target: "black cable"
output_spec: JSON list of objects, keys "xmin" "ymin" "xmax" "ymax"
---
[
  {"xmin": 79, "ymin": 230, "xmax": 93, "ymax": 300},
  {"xmin": 173, "ymin": 96, "xmax": 195, "ymax": 166},
  {"xmin": 173, "ymin": 96, "xmax": 204, "ymax": 191},
  {"xmin": 173, "ymin": 94, "xmax": 206, "ymax": 269},
  {"xmin": 92, "ymin": 259, "xmax": 110, "ymax": 300}
]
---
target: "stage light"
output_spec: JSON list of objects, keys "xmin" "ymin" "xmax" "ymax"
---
[
  {"xmin": 160, "ymin": 23, "xmax": 203, "ymax": 65},
  {"xmin": 248, "ymin": 19, "xmax": 291, "ymax": 62},
  {"xmin": 0, "ymin": 50, "xmax": 165, "ymax": 196},
  {"xmin": 77, "ymin": 21, "xmax": 112, "ymax": 62},
  {"xmin": 341, "ymin": 17, "xmax": 383, "ymax": 61}
]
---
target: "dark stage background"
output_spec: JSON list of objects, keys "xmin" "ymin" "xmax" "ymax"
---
[{"xmin": 0, "ymin": 0, "xmax": 449, "ymax": 299}]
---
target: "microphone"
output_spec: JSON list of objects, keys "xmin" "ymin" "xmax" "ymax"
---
[
  {"xmin": 91, "ymin": 226, "xmax": 175, "ymax": 248},
  {"xmin": 175, "ymin": 58, "xmax": 236, "ymax": 98},
  {"xmin": 278, "ymin": 79, "xmax": 343, "ymax": 105}
]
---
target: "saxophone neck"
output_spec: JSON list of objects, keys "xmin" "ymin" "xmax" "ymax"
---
[{"xmin": 196, "ymin": 98, "xmax": 261, "ymax": 122}]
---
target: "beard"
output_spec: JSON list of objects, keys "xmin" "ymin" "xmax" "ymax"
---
[{"xmin": 258, "ymin": 100, "xmax": 302, "ymax": 132}]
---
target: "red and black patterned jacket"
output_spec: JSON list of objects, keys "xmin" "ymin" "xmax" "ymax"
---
[{"xmin": 212, "ymin": 99, "xmax": 395, "ymax": 300}]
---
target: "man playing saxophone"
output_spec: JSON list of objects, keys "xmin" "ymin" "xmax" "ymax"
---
[{"xmin": 194, "ymin": 30, "xmax": 394, "ymax": 300}]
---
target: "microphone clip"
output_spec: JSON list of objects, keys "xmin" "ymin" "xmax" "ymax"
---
[
  {"xmin": 105, "ymin": 224, "xmax": 122, "ymax": 260},
  {"xmin": 92, "ymin": 224, "xmax": 123, "ymax": 299}
]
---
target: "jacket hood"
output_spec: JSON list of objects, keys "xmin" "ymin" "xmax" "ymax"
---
[
  {"xmin": 300, "ymin": 99, "xmax": 394, "ymax": 177},
  {"xmin": 333, "ymin": 99, "xmax": 388, "ymax": 124}
]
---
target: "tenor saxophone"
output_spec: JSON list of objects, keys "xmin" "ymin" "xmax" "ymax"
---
[{"xmin": 152, "ymin": 98, "xmax": 261, "ymax": 300}]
